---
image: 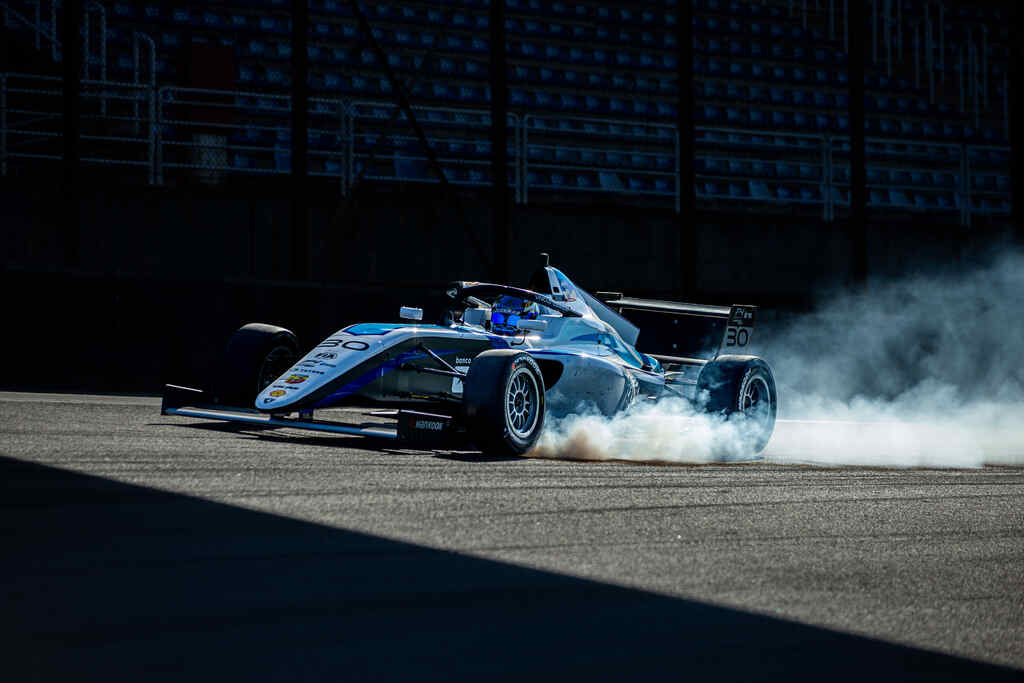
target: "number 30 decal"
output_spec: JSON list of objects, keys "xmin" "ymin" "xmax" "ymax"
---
[
  {"xmin": 726, "ymin": 326, "xmax": 750, "ymax": 347},
  {"xmin": 317, "ymin": 338, "xmax": 370, "ymax": 351}
]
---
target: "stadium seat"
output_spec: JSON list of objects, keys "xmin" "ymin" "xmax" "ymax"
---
[
  {"xmin": 771, "ymin": 111, "xmax": 791, "ymax": 129},
  {"xmin": 776, "ymin": 162, "xmax": 796, "ymax": 178},
  {"xmin": 799, "ymin": 165, "xmax": 819, "ymax": 180},
  {"xmin": 598, "ymin": 172, "xmax": 624, "ymax": 190},
  {"xmin": 628, "ymin": 177, "xmax": 650, "ymax": 192},
  {"xmin": 800, "ymin": 187, "xmax": 820, "ymax": 202},
  {"xmin": 749, "ymin": 160, "xmax": 773, "ymax": 178},
  {"xmin": 728, "ymin": 159, "xmax": 748, "ymax": 176},
  {"xmin": 749, "ymin": 181, "xmax": 774, "ymax": 199},
  {"xmin": 913, "ymin": 194, "xmax": 933, "ymax": 210},
  {"xmin": 889, "ymin": 190, "xmax": 913, "ymax": 207}
]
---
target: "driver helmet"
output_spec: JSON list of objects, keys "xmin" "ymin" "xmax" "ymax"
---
[{"xmin": 490, "ymin": 295, "xmax": 540, "ymax": 335}]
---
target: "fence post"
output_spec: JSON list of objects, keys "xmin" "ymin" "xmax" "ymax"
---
[
  {"xmin": 132, "ymin": 32, "xmax": 155, "ymax": 135},
  {"xmin": 84, "ymin": 2, "xmax": 107, "ymax": 116}
]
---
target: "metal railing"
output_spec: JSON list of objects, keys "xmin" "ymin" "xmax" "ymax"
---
[
  {"xmin": 348, "ymin": 101, "xmax": 521, "ymax": 201},
  {"xmin": 0, "ymin": 74, "xmax": 1011, "ymax": 224},
  {"xmin": 523, "ymin": 114, "xmax": 678, "ymax": 210},
  {"xmin": 1, "ymin": 73, "xmax": 155, "ymax": 180}
]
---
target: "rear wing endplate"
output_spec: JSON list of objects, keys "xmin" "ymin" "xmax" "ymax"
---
[{"xmin": 597, "ymin": 294, "xmax": 757, "ymax": 360}]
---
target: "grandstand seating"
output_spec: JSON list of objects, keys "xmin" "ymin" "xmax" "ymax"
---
[{"xmin": 0, "ymin": 0, "xmax": 1012, "ymax": 218}]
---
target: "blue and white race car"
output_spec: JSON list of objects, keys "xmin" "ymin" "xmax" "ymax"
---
[{"xmin": 162, "ymin": 256, "xmax": 777, "ymax": 457}]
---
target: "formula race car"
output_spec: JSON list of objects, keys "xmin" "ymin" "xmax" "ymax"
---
[{"xmin": 162, "ymin": 255, "xmax": 777, "ymax": 457}]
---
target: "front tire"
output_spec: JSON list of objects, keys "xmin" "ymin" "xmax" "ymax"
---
[
  {"xmin": 697, "ymin": 355, "xmax": 777, "ymax": 455},
  {"xmin": 463, "ymin": 350, "xmax": 546, "ymax": 457},
  {"xmin": 217, "ymin": 323, "xmax": 299, "ymax": 408}
]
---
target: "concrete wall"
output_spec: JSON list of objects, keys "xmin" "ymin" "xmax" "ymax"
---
[{"xmin": 2, "ymin": 183, "xmax": 1007, "ymax": 391}]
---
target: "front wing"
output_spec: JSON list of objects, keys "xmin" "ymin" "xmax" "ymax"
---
[{"xmin": 161, "ymin": 384, "xmax": 462, "ymax": 444}]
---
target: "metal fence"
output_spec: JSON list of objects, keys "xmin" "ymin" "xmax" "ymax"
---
[
  {"xmin": 0, "ymin": 73, "xmax": 1011, "ymax": 224},
  {"xmin": 1, "ymin": 73, "xmax": 155, "ymax": 180}
]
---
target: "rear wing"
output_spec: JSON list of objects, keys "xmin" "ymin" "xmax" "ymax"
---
[{"xmin": 596, "ymin": 294, "xmax": 756, "ymax": 362}]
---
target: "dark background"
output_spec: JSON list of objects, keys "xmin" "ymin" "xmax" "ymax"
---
[{"xmin": 1, "ymin": 0, "xmax": 1019, "ymax": 392}]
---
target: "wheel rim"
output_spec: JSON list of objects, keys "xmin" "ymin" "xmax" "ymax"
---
[
  {"xmin": 257, "ymin": 345, "xmax": 295, "ymax": 394},
  {"xmin": 741, "ymin": 374, "xmax": 773, "ymax": 431},
  {"xmin": 505, "ymin": 366, "xmax": 540, "ymax": 439}
]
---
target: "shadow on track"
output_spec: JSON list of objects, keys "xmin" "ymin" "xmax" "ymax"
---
[
  {"xmin": 153, "ymin": 420, "xmax": 523, "ymax": 460},
  {"xmin": 1, "ymin": 455, "xmax": 1017, "ymax": 682}
]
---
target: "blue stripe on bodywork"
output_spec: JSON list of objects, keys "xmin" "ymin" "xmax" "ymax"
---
[
  {"xmin": 344, "ymin": 323, "xmax": 451, "ymax": 335},
  {"xmin": 313, "ymin": 334, "xmax": 511, "ymax": 408},
  {"xmin": 312, "ymin": 349, "xmax": 457, "ymax": 408}
]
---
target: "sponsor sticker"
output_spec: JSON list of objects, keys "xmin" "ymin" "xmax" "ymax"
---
[
  {"xmin": 269, "ymin": 390, "xmax": 286, "ymax": 398},
  {"xmin": 415, "ymin": 420, "xmax": 445, "ymax": 431},
  {"xmin": 451, "ymin": 365, "xmax": 471, "ymax": 394},
  {"xmin": 284, "ymin": 374, "xmax": 309, "ymax": 384},
  {"xmin": 299, "ymin": 360, "xmax": 336, "ymax": 369},
  {"xmin": 314, "ymin": 352, "xmax": 337, "ymax": 360}
]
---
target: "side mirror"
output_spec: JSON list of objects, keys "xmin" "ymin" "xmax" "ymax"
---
[
  {"xmin": 400, "ymin": 306, "xmax": 424, "ymax": 322},
  {"xmin": 463, "ymin": 308, "xmax": 488, "ymax": 326},
  {"xmin": 517, "ymin": 318, "xmax": 548, "ymax": 332}
]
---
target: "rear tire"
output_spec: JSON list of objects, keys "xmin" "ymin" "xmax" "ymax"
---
[
  {"xmin": 217, "ymin": 323, "xmax": 299, "ymax": 408},
  {"xmin": 696, "ymin": 355, "xmax": 777, "ymax": 455},
  {"xmin": 463, "ymin": 350, "xmax": 546, "ymax": 457}
]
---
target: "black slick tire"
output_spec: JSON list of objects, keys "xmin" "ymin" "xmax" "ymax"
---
[
  {"xmin": 463, "ymin": 350, "xmax": 546, "ymax": 457},
  {"xmin": 217, "ymin": 323, "xmax": 299, "ymax": 408},
  {"xmin": 696, "ymin": 355, "xmax": 777, "ymax": 455}
]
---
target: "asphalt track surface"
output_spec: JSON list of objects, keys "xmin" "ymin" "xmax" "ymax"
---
[{"xmin": 2, "ymin": 391, "xmax": 1022, "ymax": 681}]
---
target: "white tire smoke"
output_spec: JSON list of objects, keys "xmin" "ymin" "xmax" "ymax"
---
[{"xmin": 529, "ymin": 252, "xmax": 1024, "ymax": 468}]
